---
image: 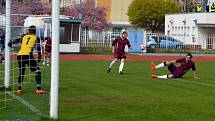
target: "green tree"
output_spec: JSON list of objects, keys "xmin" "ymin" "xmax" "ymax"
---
[{"xmin": 128, "ymin": 0, "xmax": 180, "ymax": 32}]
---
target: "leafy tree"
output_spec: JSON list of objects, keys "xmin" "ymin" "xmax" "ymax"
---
[
  {"xmin": 127, "ymin": 0, "xmax": 180, "ymax": 32},
  {"xmin": 62, "ymin": 1, "xmax": 110, "ymax": 31}
]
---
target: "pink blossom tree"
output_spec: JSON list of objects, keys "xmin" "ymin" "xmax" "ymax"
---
[
  {"xmin": 62, "ymin": 1, "xmax": 111, "ymax": 31},
  {"xmin": 0, "ymin": 1, "xmax": 51, "ymax": 26}
]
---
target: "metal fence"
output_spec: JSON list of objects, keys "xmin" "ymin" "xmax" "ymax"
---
[
  {"xmin": 81, "ymin": 29, "xmax": 121, "ymax": 48},
  {"xmin": 202, "ymin": 33, "xmax": 215, "ymax": 49},
  {"xmin": 80, "ymin": 29, "xmax": 215, "ymax": 52},
  {"xmin": 146, "ymin": 33, "xmax": 215, "ymax": 50}
]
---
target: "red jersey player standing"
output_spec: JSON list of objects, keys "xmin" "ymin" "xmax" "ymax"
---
[
  {"xmin": 151, "ymin": 53, "xmax": 198, "ymax": 79},
  {"xmin": 43, "ymin": 36, "xmax": 52, "ymax": 66},
  {"xmin": 107, "ymin": 30, "xmax": 131, "ymax": 74}
]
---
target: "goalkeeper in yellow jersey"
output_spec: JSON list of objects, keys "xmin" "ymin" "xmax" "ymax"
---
[{"xmin": 8, "ymin": 25, "xmax": 46, "ymax": 94}]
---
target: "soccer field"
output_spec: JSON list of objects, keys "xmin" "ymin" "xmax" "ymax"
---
[{"xmin": 1, "ymin": 60, "xmax": 215, "ymax": 121}]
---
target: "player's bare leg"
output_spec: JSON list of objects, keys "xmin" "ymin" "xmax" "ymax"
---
[{"xmin": 46, "ymin": 53, "xmax": 51, "ymax": 66}]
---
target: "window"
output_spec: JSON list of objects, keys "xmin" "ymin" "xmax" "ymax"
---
[
  {"xmin": 60, "ymin": 23, "xmax": 80, "ymax": 44},
  {"xmin": 192, "ymin": 36, "xmax": 196, "ymax": 43},
  {"xmin": 71, "ymin": 24, "xmax": 80, "ymax": 42},
  {"xmin": 60, "ymin": 27, "xmax": 66, "ymax": 44},
  {"xmin": 167, "ymin": 30, "xmax": 170, "ymax": 36}
]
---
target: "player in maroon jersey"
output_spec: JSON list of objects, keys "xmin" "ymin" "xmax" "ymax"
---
[
  {"xmin": 107, "ymin": 30, "xmax": 131, "ymax": 74},
  {"xmin": 0, "ymin": 29, "xmax": 5, "ymax": 63},
  {"xmin": 151, "ymin": 53, "xmax": 198, "ymax": 79},
  {"xmin": 43, "ymin": 36, "xmax": 52, "ymax": 66}
]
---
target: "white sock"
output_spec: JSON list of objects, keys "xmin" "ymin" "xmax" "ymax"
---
[
  {"xmin": 43, "ymin": 60, "xmax": 46, "ymax": 65},
  {"xmin": 47, "ymin": 58, "xmax": 50, "ymax": 64},
  {"xmin": 109, "ymin": 60, "xmax": 116, "ymax": 68},
  {"xmin": 158, "ymin": 75, "xmax": 168, "ymax": 79},
  {"xmin": 119, "ymin": 62, "xmax": 124, "ymax": 72},
  {"xmin": 156, "ymin": 63, "xmax": 165, "ymax": 69}
]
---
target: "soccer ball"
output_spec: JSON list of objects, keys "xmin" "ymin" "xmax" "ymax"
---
[{"xmin": 140, "ymin": 44, "xmax": 145, "ymax": 50}]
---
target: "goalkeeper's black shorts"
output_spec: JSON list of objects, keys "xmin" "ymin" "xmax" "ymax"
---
[{"xmin": 17, "ymin": 54, "xmax": 38, "ymax": 72}]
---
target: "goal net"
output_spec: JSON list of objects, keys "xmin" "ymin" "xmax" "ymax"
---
[{"xmin": 0, "ymin": 0, "xmax": 60, "ymax": 120}]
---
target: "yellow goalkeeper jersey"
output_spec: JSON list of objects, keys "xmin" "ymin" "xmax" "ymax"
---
[{"xmin": 18, "ymin": 34, "xmax": 37, "ymax": 55}]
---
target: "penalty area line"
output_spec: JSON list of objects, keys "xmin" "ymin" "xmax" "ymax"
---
[{"xmin": 7, "ymin": 92, "xmax": 46, "ymax": 117}]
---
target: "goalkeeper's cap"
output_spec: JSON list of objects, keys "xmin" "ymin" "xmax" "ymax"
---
[{"xmin": 186, "ymin": 52, "xmax": 193, "ymax": 58}]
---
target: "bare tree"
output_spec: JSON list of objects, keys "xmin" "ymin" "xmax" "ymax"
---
[{"xmin": 176, "ymin": 0, "xmax": 201, "ymax": 13}]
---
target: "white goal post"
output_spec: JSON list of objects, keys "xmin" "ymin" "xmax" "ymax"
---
[
  {"xmin": 4, "ymin": 0, "xmax": 60, "ymax": 119},
  {"xmin": 4, "ymin": 0, "xmax": 11, "ymax": 89},
  {"xmin": 50, "ymin": 0, "xmax": 60, "ymax": 119}
]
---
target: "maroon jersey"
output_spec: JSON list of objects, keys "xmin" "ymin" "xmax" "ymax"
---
[
  {"xmin": 112, "ymin": 36, "xmax": 131, "ymax": 59},
  {"xmin": 173, "ymin": 58, "xmax": 196, "ymax": 77},
  {"xmin": 44, "ymin": 37, "xmax": 52, "ymax": 53}
]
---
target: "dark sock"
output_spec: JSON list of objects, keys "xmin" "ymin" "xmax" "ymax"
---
[
  {"xmin": 18, "ymin": 75, "xmax": 24, "ymax": 90},
  {"xmin": 35, "ymin": 71, "xmax": 41, "ymax": 90}
]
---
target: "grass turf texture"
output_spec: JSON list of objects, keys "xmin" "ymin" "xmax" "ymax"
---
[{"xmin": 1, "ymin": 60, "xmax": 215, "ymax": 121}]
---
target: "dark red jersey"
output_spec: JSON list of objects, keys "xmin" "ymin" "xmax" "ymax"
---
[
  {"xmin": 44, "ymin": 37, "xmax": 52, "ymax": 53},
  {"xmin": 173, "ymin": 58, "xmax": 196, "ymax": 77},
  {"xmin": 112, "ymin": 36, "xmax": 131, "ymax": 53},
  {"xmin": 112, "ymin": 36, "xmax": 131, "ymax": 59}
]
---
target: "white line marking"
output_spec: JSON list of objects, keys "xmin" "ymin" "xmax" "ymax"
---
[{"xmin": 7, "ymin": 92, "xmax": 46, "ymax": 117}]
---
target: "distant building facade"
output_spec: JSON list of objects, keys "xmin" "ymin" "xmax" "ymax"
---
[
  {"xmin": 165, "ymin": 13, "xmax": 215, "ymax": 49},
  {"xmin": 97, "ymin": 0, "xmax": 133, "ymax": 32}
]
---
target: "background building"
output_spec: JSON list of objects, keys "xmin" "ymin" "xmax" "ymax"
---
[
  {"xmin": 97, "ymin": 0, "xmax": 133, "ymax": 32},
  {"xmin": 97, "ymin": 0, "xmax": 112, "ymax": 21},
  {"xmin": 165, "ymin": 13, "xmax": 215, "ymax": 49}
]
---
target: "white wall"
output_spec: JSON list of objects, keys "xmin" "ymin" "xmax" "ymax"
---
[
  {"xmin": 165, "ymin": 13, "xmax": 215, "ymax": 47},
  {"xmin": 59, "ymin": 43, "xmax": 80, "ymax": 53}
]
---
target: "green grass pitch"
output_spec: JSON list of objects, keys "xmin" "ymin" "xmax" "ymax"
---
[{"xmin": 1, "ymin": 60, "xmax": 215, "ymax": 121}]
